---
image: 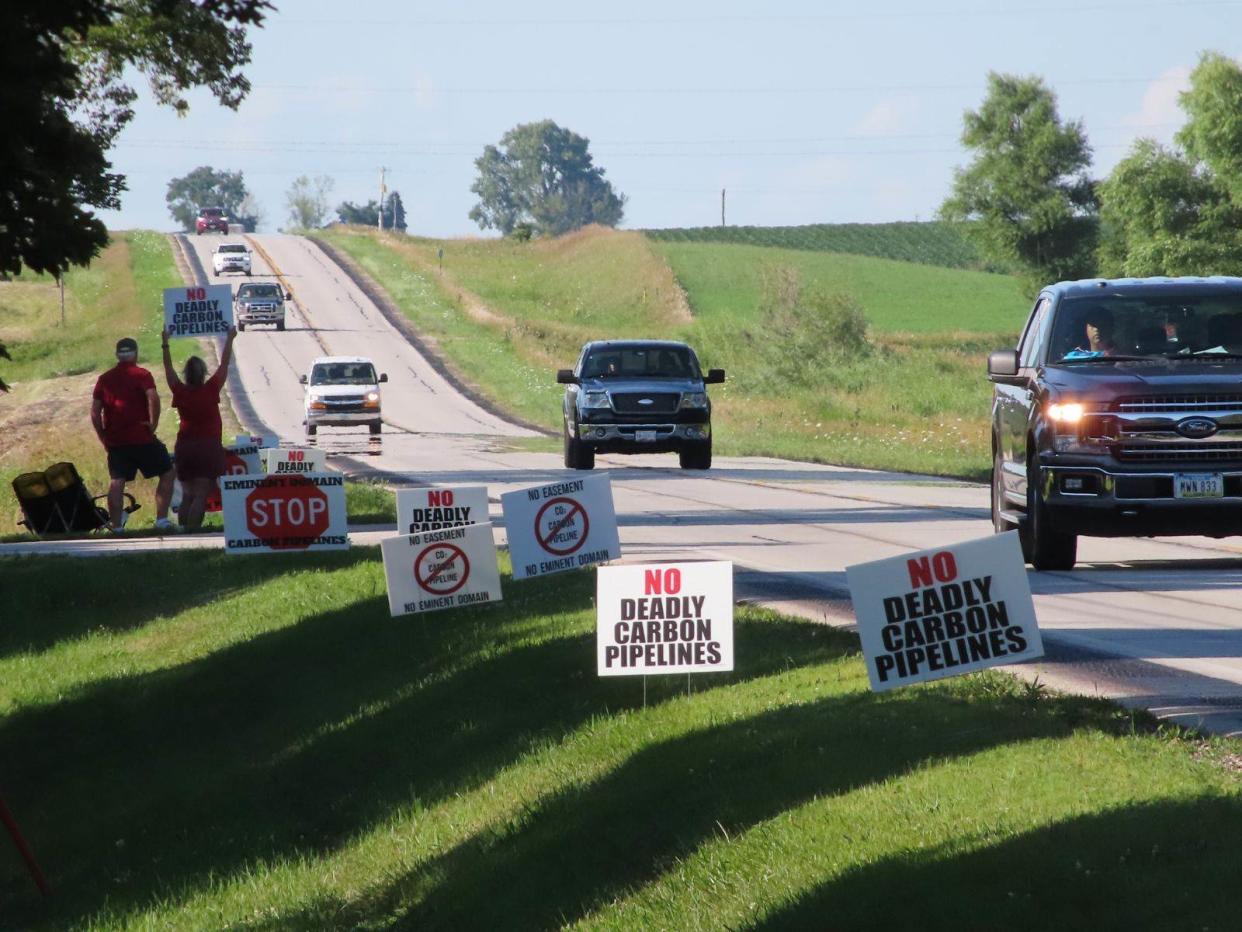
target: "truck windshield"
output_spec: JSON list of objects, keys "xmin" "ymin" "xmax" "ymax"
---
[
  {"xmin": 239, "ymin": 285, "xmax": 281, "ymax": 298},
  {"xmin": 311, "ymin": 362, "xmax": 377, "ymax": 385},
  {"xmin": 581, "ymin": 346, "xmax": 700, "ymax": 379},
  {"xmin": 1050, "ymin": 294, "xmax": 1242, "ymax": 362}
]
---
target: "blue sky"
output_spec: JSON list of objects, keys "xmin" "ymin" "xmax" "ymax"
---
[{"xmin": 98, "ymin": 0, "xmax": 1242, "ymax": 236}]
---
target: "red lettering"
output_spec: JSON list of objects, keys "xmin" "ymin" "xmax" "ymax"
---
[
  {"xmin": 428, "ymin": 489, "xmax": 455, "ymax": 507},
  {"xmin": 289, "ymin": 450, "xmax": 304, "ymax": 462},
  {"xmin": 644, "ymin": 567, "xmax": 681, "ymax": 595},
  {"xmin": 932, "ymin": 551, "xmax": 958, "ymax": 582},
  {"xmin": 907, "ymin": 552, "xmax": 959, "ymax": 588},
  {"xmin": 907, "ymin": 557, "xmax": 933, "ymax": 588},
  {"xmin": 187, "ymin": 287, "xmax": 206, "ymax": 301}
]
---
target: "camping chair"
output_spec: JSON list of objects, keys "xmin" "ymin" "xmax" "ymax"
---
[{"xmin": 12, "ymin": 462, "xmax": 138, "ymax": 537}]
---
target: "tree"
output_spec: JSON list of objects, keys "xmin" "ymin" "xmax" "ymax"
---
[
  {"xmin": 384, "ymin": 191, "xmax": 408, "ymax": 232},
  {"xmin": 940, "ymin": 73, "xmax": 1097, "ymax": 285},
  {"xmin": 1177, "ymin": 52, "xmax": 1242, "ymax": 204},
  {"xmin": 286, "ymin": 175, "xmax": 335, "ymax": 229},
  {"xmin": 337, "ymin": 200, "xmax": 380, "ymax": 225},
  {"xmin": 1, "ymin": 1, "xmax": 270, "ymax": 277},
  {"xmin": 166, "ymin": 166, "xmax": 258, "ymax": 231},
  {"xmin": 469, "ymin": 120, "xmax": 625, "ymax": 237}
]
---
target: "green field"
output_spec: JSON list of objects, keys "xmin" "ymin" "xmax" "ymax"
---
[
  {"xmin": 318, "ymin": 227, "xmax": 1029, "ymax": 477},
  {"xmin": 645, "ymin": 220, "xmax": 995, "ymax": 270},
  {"xmin": 4, "ymin": 549, "xmax": 1242, "ymax": 928}
]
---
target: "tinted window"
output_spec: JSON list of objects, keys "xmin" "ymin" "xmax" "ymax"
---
[
  {"xmin": 581, "ymin": 346, "xmax": 700, "ymax": 379},
  {"xmin": 1019, "ymin": 299, "xmax": 1050, "ymax": 368},
  {"xmin": 311, "ymin": 362, "xmax": 377, "ymax": 385},
  {"xmin": 1049, "ymin": 293, "xmax": 1242, "ymax": 361},
  {"xmin": 239, "ymin": 284, "xmax": 281, "ymax": 298}
]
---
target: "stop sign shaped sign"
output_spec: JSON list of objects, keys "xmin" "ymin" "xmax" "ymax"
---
[{"xmin": 245, "ymin": 478, "xmax": 330, "ymax": 549}]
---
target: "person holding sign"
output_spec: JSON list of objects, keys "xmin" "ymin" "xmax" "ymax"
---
[
  {"xmin": 161, "ymin": 326, "xmax": 236, "ymax": 530},
  {"xmin": 91, "ymin": 337, "xmax": 177, "ymax": 532}
]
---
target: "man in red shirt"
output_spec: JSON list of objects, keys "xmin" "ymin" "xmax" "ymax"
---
[{"xmin": 90, "ymin": 337, "xmax": 176, "ymax": 532}]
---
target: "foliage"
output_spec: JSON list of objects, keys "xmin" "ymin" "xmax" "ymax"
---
[
  {"xmin": 941, "ymin": 72, "xmax": 1097, "ymax": 286},
  {"xmin": 165, "ymin": 166, "xmax": 258, "ymax": 231},
  {"xmin": 469, "ymin": 120, "xmax": 626, "ymax": 237},
  {"xmin": 1177, "ymin": 51, "xmax": 1242, "ymax": 205},
  {"xmin": 645, "ymin": 221, "xmax": 1000, "ymax": 270},
  {"xmin": 337, "ymin": 199, "xmax": 380, "ymax": 226},
  {"xmin": 383, "ymin": 190, "xmax": 407, "ymax": 231},
  {"xmin": 0, "ymin": 1, "xmax": 270, "ymax": 277},
  {"xmin": 509, "ymin": 222, "xmax": 535, "ymax": 242},
  {"xmin": 285, "ymin": 174, "xmax": 335, "ymax": 229},
  {"xmin": 0, "ymin": 341, "xmax": 9, "ymax": 393}
]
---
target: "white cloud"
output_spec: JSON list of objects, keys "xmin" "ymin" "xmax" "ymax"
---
[
  {"xmin": 851, "ymin": 96, "xmax": 919, "ymax": 137},
  {"xmin": 1121, "ymin": 65, "xmax": 1191, "ymax": 140}
]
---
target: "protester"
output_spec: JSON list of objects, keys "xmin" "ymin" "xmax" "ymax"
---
[
  {"xmin": 90, "ymin": 336, "xmax": 176, "ymax": 532},
  {"xmin": 162, "ymin": 325, "xmax": 236, "ymax": 530}
]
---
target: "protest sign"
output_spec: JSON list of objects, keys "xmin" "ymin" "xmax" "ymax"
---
[
  {"xmin": 380, "ymin": 522, "xmax": 502, "ymax": 617},
  {"xmin": 236, "ymin": 433, "xmax": 279, "ymax": 450},
  {"xmin": 221, "ymin": 472, "xmax": 348, "ymax": 553},
  {"xmin": 396, "ymin": 485, "xmax": 489, "ymax": 534},
  {"xmin": 846, "ymin": 532, "xmax": 1042, "ymax": 692},
  {"xmin": 501, "ymin": 474, "xmax": 620, "ymax": 579},
  {"xmin": 163, "ymin": 284, "xmax": 233, "ymax": 337},
  {"xmin": 597, "ymin": 561, "xmax": 733, "ymax": 676},
  {"xmin": 261, "ymin": 446, "xmax": 327, "ymax": 474}
]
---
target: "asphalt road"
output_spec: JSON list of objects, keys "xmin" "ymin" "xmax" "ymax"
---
[{"xmin": 19, "ymin": 232, "xmax": 1242, "ymax": 736}]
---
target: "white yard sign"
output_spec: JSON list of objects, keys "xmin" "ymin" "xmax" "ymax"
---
[
  {"xmin": 501, "ymin": 474, "xmax": 621, "ymax": 580},
  {"xmin": 396, "ymin": 485, "xmax": 489, "ymax": 535},
  {"xmin": 597, "ymin": 561, "xmax": 734, "ymax": 676},
  {"xmin": 221, "ymin": 472, "xmax": 348, "ymax": 554},
  {"xmin": 381, "ymin": 523, "xmax": 503, "ymax": 617},
  {"xmin": 163, "ymin": 284, "xmax": 233, "ymax": 337},
  {"xmin": 222, "ymin": 440, "xmax": 262, "ymax": 477},
  {"xmin": 236, "ymin": 433, "xmax": 279, "ymax": 450},
  {"xmin": 846, "ymin": 532, "xmax": 1042, "ymax": 693},
  {"xmin": 261, "ymin": 446, "xmax": 327, "ymax": 474}
]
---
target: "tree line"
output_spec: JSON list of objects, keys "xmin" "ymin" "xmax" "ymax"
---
[{"xmin": 942, "ymin": 51, "xmax": 1242, "ymax": 286}]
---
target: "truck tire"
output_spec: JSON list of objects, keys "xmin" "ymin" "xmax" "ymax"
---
[
  {"xmin": 369, "ymin": 421, "xmax": 382, "ymax": 435},
  {"xmin": 564, "ymin": 427, "xmax": 595, "ymax": 470},
  {"xmin": 1022, "ymin": 459, "xmax": 1077, "ymax": 570},
  {"xmin": 991, "ymin": 450, "xmax": 1017, "ymax": 534},
  {"xmin": 276, "ymin": 320, "xmax": 285, "ymax": 331},
  {"xmin": 237, "ymin": 322, "xmax": 246, "ymax": 332},
  {"xmin": 306, "ymin": 424, "xmax": 317, "ymax": 437},
  {"xmin": 679, "ymin": 440, "xmax": 712, "ymax": 470}
]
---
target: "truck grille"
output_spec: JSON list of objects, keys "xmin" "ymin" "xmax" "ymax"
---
[
  {"xmin": 323, "ymin": 396, "xmax": 365, "ymax": 412},
  {"xmin": 611, "ymin": 392, "xmax": 680, "ymax": 414},
  {"xmin": 1117, "ymin": 394, "xmax": 1242, "ymax": 412},
  {"xmin": 1118, "ymin": 443, "xmax": 1242, "ymax": 461}
]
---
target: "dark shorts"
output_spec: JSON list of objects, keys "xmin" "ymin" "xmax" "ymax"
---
[
  {"xmin": 107, "ymin": 441, "xmax": 173, "ymax": 481},
  {"xmin": 174, "ymin": 436, "xmax": 227, "ymax": 482}
]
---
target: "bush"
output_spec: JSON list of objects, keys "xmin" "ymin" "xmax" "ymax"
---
[{"xmin": 509, "ymin": 222, "xmax": 534, "ymax": 242}]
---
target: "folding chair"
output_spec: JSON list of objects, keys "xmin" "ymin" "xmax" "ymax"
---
[{"xmin": 12, "ymin": 462, "xmax": 138, "ymax": 537}]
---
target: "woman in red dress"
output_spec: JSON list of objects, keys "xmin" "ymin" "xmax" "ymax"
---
[{"xmin": 161, "ymin": 326, "xmax": 237, "ymax": 530}]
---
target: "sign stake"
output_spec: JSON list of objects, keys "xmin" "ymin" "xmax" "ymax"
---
[{"xmin": 0, "ymin": 791, "xmax": 51, "ymax": 896}]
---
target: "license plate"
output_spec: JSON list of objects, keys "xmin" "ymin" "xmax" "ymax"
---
[
  {"xmin": 1175, "ymin": 473, "xmax": 1224, "ymax": 498},
  {"xmin": 635, "ymin": 430, "xmax": 657, "ymax": 443}
]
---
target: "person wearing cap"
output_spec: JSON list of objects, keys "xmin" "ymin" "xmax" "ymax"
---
[{"xmin": 90, "ymin": 336, "xmax": 176, "ymax": 532}]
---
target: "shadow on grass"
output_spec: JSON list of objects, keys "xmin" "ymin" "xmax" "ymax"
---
[
  {"xmin": 0, "ymin": 571, "xmax": 851, "ymax": 928},
  {"xmin": 0, "ymin": 550, "xmax": 373, "ymax": 659},
  {"xmin": 755, "ymin": 795, "xmax": 1242, "ymax": 931}
]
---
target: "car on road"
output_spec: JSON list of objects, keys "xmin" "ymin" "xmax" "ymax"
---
[
  {"xmin": 196, "ymin": 207, "xmax": 229, "ymax": 235},
  {"xmin": 989, "ymin": 276, "xmax": 1242, "ymax": 570},
  {"xmin": 212, "ymin": 242, "xmax": 251, "ymax": 276},
  {"xmin": 557, "ymin": 339, "xmax": 724, "ymax": 470},
  {"xmin": 301, "ymin": 356, "xmax": 387, "ymax": 437},
  {"xmin": 235, "ymin": 281, "xmax": 291, "ymax": 331}
]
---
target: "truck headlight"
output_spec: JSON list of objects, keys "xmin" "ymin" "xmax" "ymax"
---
[
  {"xmin": 364, "ymin": 391, "xmax": 380, "ymax": 408},
  {"xmin": 581, "ymin": 391, "xmax": 611, "ymax": 409},
  {"xmin": 680, "ymin": 392, "xmax": 708, "ymax": 409},
  {"xmin": 1047, "ymin": 403, "xmax": 1084, "ymax": 424}
]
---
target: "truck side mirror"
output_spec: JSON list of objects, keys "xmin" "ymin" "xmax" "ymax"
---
[
  {"xmin": 704, "ymin": 368, "xmax": 726, "ymax": 384},
  {"xmin": 284, "ymin": 290, "xmax": 293, "ymax": 300},
  {"xmin": 379, "ymin": 373, "xmax": 388, "ymax": 383},
  {"xmin": 987, "ymin": 350, "xmax": 1020, "ymax": 380},
  {"xmin": 299, "ymin": 374, "xmax": 308, "ymax": 384},
  {"xmin": 557, "ymin": 369, "xmax": 579, "ymax": 385}
]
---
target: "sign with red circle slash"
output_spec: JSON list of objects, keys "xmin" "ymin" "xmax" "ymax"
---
[
  {"xmin": 501, "ymin": 474, "xmax": 621, "ymax": 580},
  {"xmin": 381, "ymin": 522, "xmax": 503, "ymax": 617}
]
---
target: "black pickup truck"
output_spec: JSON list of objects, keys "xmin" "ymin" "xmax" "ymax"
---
[
  {"xmin": 557, "ymin": 340, "xmax": 725, "ymax": 470},
  {"xmin": 989, "ymin": 276, "xmax": 1242, "ymax": 570}
]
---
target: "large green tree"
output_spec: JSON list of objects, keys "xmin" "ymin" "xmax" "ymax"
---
[
  {"xmin": 941, "ymin": 73, "xmax": 1097, "ymax": 285},
  {"xmin": 0, "ymin": 1, "xmax": 269, "ymax": 278},
  {"xmin": 384, "ymin": 191, "xmax": 408, "ymax": 232},
  {"xmin": 469, "ymin": 120, "xmax": 625, "ymax": 237},
  {"xmin": 166, "ymin": 166, "xmax": 259, "ymax": 231},
  {"xmin": 1177, "ymin": 51, "xmax": 1242, "ymax": 204},
  {"xmin": 286, "ymin": 175, "xmax": 334, "ymax": 229},
  {"xmin": 337, "ymin": 200, "xmax": 380, "ymax": 225}
]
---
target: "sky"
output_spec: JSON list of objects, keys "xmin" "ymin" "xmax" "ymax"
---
[{"xmin": 97, "ymin": 0, "xmax": 1242, "ymax": 237}]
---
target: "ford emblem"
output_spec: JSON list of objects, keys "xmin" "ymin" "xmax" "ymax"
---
[
  {"xmin": 638, "ymin": 398, "xmax": 654, "ymax": 405},
  {"xmin": 1176, "ymin": 416, "xmax": 1218, "ymax": 439}
]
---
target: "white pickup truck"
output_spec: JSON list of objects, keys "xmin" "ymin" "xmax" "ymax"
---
[{"xmin": 212, "ymin": 242, "xmax": 252, "ymax": 276}]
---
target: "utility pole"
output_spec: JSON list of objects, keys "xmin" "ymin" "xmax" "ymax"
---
[
  {"xmin": 721, "ymin": 188, "xmax": 726, "ymax": 227},
  {"xmin": 58, "ymin": 273, "xmax": 65, "ymax": 326},
  {"xmin": 378, "ymin": 166, "xmax": 388, "ymax": 230}
]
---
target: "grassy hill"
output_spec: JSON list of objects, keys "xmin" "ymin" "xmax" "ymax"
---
[
  {"xmin": 318, "ymin": 226, "xmax": 1029, "ymax": 477},
  {"xmin": 645, "ymin": 220, "xmax": 1003, "ymax": 271}
]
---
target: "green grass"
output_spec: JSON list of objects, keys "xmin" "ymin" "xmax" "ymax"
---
[
  {"xmin": 645, "ymin": 220, "xmax": 999, "ymax": 271},
  {"xmin": 3, "ymin": 550, "xmax": 1242, "ymax": 929}
]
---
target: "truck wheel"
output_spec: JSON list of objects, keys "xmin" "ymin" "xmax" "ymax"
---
[
  {"xmin": 679, "ymin": 440, "xmax": 712, "ymax": 470},
  {"xmin": 369, "ymin": 421, "xmax": 382, "ymax": 435},
  {"xmin": 991, "ymin": 451, "xmax": 1017, "ymax": 533},
  {"xmin": 1022, "ymin": 459, "xmax": 1077, "ymax": 570},
  {"xmin": 564, "ymin": 427, "xmax": 594, "ymax": 470},
  {"xmin": 276, "ymin": 320, "xmax": 285, "ymax": 331},
  {"xmin": 306, "ymin": 424, "xmax": 317, "ymax": 437},
  {"xmin": 237, "ymin": 322, "xmax": 245, "ymax": 332}
]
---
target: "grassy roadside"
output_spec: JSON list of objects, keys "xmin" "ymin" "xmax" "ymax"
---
[
  {"xmin": 317, "ymin": 227, "xmax": 1028, "ymax": 478},
  {"xmin": 3, "ymin": 549, "xmax": 1241, "ymax": 928}
]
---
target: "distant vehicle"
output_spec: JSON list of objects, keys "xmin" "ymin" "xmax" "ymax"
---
[
  {"xmin": 989, "ymin": 275, "xmax": 1242, "ymax": 570},
  {"xmin": 557, "ymin": 339, "xmax": 724, "ymax": 470},
  {"xmin": 300, "ymin": 356, "xmax": 387, "ymax": 437},
  {"xmin": 212, "ymin": 242, "xmax": 251, "ymax": 276},
  {"xmin": 196, "ymin": 207, "xmax": 229, "ymax": 235},
  {"xmin": 235, "ymin": 281, "xmax": 291, "ymax": 332}
]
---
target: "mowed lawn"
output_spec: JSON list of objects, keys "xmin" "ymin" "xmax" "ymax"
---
[{"xmin": 3, "ymin": 550, "xmax": 1242, "ymax": 929}]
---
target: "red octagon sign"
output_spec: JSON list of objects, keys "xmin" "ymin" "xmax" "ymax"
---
[{"xmin": 245, "ymin": 478, "xmax": 330, "ymax": 550}]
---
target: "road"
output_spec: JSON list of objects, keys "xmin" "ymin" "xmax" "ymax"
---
[{"xmin": 24, "ymin": 232, "xmax": 1242, "ymax": 735}]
